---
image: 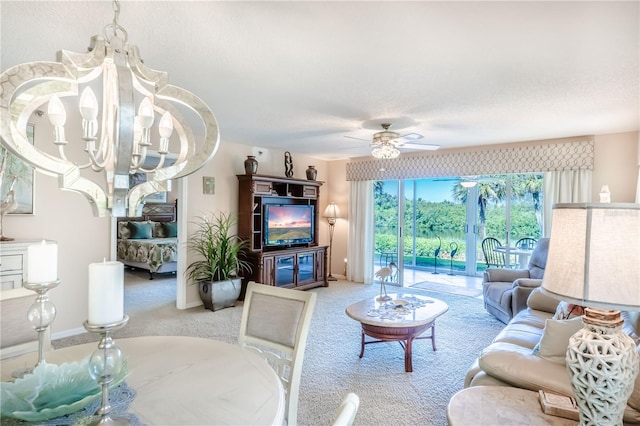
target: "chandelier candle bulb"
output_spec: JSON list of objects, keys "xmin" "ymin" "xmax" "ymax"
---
[
  {"xmin": 88, "ymin": 261, "xmax": 124, "ymax": 325},
  {"xmin": 26, "ymin": 241, "xmax": 58, "ymax": 283}
]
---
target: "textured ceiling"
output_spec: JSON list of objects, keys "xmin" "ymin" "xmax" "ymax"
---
[{"xmin": 1, "ymin": 1, "xmax": 638, "ymax": 161}]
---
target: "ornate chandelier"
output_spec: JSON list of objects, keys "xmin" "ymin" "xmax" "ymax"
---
[
  {"xmin": 0, "ymin": 1, "xmax": 219, "ymax": 217},
  {"xmin": 371, "ymin": 142, "xmax": 400, "ymax": 159}
]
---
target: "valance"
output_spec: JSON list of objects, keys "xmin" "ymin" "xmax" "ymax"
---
[{"xmin": 346, "ymin": 139, "xmax": 594, "ymax": 181}]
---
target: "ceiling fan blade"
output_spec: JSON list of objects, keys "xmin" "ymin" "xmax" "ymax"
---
[
  {"xmin": 395, "ymin": 133, "xmax": 424, "ymax": 142},
  {"xmin": 398, "ymin": 143, "xmax": 440, "ymax": 150},
  {"xmin": 343, "ymin": 135, "xmax": 371, "ymax": 142}
]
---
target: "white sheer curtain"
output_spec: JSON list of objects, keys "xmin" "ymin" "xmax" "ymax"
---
[
  {"xmin": 543, "ymin": 169, "xmax": 592, "ymax": 236},
  {"xmin": 347, "ymin": 180, "xmax": 374, "ymax": 284}
]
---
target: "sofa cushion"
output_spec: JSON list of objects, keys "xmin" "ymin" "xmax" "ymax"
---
[
  {"xmin": 532, "ymin": 317, "xmax": 583, "ymax": 364},
  {"xmin": 493, "ymin": 323, "xmax": 544, "ymax": 349},
  {"xmin": 478, "ymin": 341, "xmax": 574, "ymax": 395}
]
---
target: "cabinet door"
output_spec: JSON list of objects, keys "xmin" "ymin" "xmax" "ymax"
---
[
  {"xmin": 296, "ymin": 252, "xmax": 315, "ymax": 286},
  {"xmin": 261, "ymin": 255, "xmax": 275, "ymax": 286},
  {"xmin": 274, "ymin": 254, "xmax": 296, "ymax": 287},
  {"xmin": 315, "ymin": 248, "xmax": 326, "ymax": 282}
]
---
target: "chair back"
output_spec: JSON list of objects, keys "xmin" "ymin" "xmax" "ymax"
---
[
  {"xmin": 332, "ymin": 393, "xmax": 360, "ymax": 426},
  {"xmin": 527, "ymin": 237, "xmax": 549, "ymax": 279},
  {"xmin": 481, "ymin": 237, "xmax": 507, "ymax": 268},
  {"xmin": 515, "ymin": 237, "xmax": 537, "ymax": 250},
  {"xmin": 238, "ymin": 281, "xmax": 317, "ymax": 426}
]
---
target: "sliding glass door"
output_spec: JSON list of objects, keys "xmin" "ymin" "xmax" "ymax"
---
[{"xmin": 373, "ymin": 173, "xmax": 544, "ymax": 285}]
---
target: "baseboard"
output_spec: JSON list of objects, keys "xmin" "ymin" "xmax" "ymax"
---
[
  {"xmin": 52, "ymin": 326, "xmax": 87, "ymax": 340},
  {"xmin": 182, "ymin": 300, "xmax": 203, "ymax": 310}
]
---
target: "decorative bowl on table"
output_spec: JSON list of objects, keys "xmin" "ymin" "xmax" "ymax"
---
[{"xmin": 1, "ymin": 357, "xmax": 128, "ymax": 422}]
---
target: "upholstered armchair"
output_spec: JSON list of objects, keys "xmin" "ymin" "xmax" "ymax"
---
[{"xmin": 482, "ymin": 237, "xmax": 549, "ymax": 323}]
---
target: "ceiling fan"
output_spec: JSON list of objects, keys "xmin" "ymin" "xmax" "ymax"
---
[{"xmin": 345, "ymin": 123, "xmax": 440, "ymax": 159}]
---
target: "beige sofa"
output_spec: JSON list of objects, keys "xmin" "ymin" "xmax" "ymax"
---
[{"xmin": 465, "ymin": 288, "xmax": 640, "ymax": 423}]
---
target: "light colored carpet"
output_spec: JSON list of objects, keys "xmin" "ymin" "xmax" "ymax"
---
[
  {"xmin": 410, "ymin": 281, "xmax": 484, "ymax": 298},
  {"xmin": 54, "ymin": 275, "xmax": 503, "ymax": 426}
]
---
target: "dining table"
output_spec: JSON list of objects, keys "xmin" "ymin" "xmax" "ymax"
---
[
  {"xmin": 495, "ymin": 246, "xmax": 533, "ymax": 268},
  {"xmin": 0, "ymin": 335, "xmax": 285, "ymax": 425}
]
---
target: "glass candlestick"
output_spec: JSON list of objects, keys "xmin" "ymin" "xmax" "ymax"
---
[
  {"xmin": 24, "ymin": 280, "xmax": 60, "ymax": 364},
  {"xmin": 83, "ymin": 316, "xmax": 130, "ymax": 426}
]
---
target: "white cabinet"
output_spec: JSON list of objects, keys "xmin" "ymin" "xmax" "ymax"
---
[
  {"xmin": 0, "ymin": 239, "xmax": 55, "ymax": 359},
  {"xmin": 1, "ymin": 239, "xmax": 55, "ymax": 290}
]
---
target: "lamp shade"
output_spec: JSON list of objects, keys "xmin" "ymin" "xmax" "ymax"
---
[
  {"xmin": 323, "ymin": 203, "xmax": 341, "ymax": 219},
  {"xmin": 541, "ymin": 203, "xmax": 640, "ymax": 311}
]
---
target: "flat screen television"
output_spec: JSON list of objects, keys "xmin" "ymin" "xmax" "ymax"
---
[{"xmin": 264, "ymin": 204, "xmax": 314, "ymax": 247}]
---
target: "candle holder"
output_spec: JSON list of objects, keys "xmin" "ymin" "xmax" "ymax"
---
[
  {"xmin": 11, "ymin": 280, "xmax": 61, "ymax": 378},
  {"xmin": 83, "ymin": 316, "xmax": 130, "ymax": 426}
]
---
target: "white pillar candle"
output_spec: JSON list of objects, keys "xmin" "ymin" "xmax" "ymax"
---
[
  {"xmin": 27, "ymin": 241, "xmax": 58, "ymax": 283},
  {"xmin": 88, "ymin": 261, "xmax": 124, "ymax": 325}
]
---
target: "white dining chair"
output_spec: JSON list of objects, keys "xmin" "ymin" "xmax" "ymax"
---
[
  {"xmin": 332, "ymin": 393, "xmax": 360, "ymax": 426},
  {"xmin": 238, "ymin": 281, "xmax": 317, "ymax": 426}
]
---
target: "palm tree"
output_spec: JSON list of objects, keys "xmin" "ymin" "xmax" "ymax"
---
[
  {"xmin": 512, "ymin": 174, "xmax": 543, "ymax": 232},
  {"xmin": 451, "ymin": 176, "xmax": 507, "ymax": 239}
]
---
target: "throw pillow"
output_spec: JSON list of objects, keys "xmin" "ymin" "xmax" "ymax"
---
[
  {"xmin": 532, "ymin": 316, "xmax": 584, "ymax": 364},
  {"xmin": 553, "ymin": 301, "xmax": 585, "ymax": 320},
  {"xmin": 151, "ymin": 221, "xmax": 164, "ymax": 238},
  {"xmin": 117, "ymin": 221, "xmax": 130, "ymax": 239},
  {"xmin": 162, "ymin": 221, "xmax": 178, "ymax": 238},
  {"xmin": 128, "ymin": 221, "xmax": 153, "ymax": 239}
]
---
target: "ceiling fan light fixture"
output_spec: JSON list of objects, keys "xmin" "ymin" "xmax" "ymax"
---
[
  {"xmin": 371, "ymin": 143, "xmax": 400, "ymax": 159},
  {"xmin": 460, "ymin": 180, "xmax": 477, "ymax": 188}
]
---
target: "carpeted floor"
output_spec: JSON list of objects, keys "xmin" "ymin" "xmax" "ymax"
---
[
  {"xmin": 54, "ymin": 277, "xmax": 503, "ymax": 426},
  {"xmin": 410, "ymin": 281, "xmax": 483, "ymax": 298}
]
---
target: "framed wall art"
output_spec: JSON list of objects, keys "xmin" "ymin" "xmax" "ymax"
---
[{"xmin": 0, "ymin": 124, "xmax": 35, "ymax": 215}]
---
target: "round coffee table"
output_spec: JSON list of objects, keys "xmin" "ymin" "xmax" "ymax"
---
[
  {"xmin": 345, "ymin": 293, "xmax": 448, "ymax": 372},
  {"xmin": 447, "ymin": 386, "xmax": 578, "ymax": 425}
]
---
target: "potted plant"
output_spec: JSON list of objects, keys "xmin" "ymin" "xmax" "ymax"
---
[{"xmin": 185, "ymin": 211, "xmax": 252, "ymax": 311}]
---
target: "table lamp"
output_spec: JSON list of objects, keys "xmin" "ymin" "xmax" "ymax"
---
[
  {"xmin": 541, "ymin": 203, "xmax": 640, "ymax": 426},
  {"xmin": 323, "ymin": 202, "xmax": 341, "ymax": 281}
]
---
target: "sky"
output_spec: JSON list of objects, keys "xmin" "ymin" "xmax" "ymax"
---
[{"xmin": 382, "ymin": 178, "xmax": 459, "ymax": 203}]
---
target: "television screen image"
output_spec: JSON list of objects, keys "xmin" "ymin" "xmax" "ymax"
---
[{"xmin": 265, "ymin": 204, "xmax": 314, "ymax": 246}]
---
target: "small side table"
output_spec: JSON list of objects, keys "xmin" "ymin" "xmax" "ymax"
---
[{"xmin": 447, "ymin": 386, "xmax": 578, "ymax": 426}]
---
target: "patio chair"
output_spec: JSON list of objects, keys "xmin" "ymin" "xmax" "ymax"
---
[
  {"xmin": 238, "ymin": 281, "xmax": 317, "ymax": 426},
  {"xmin": 515, "ymin": 237, "xmax": 537, "ymax": 250},
  {"xmin": 332, "ymin": 393, "xmax": 360, "ymax": 426},
  {"xmin": 481, "ymin": 237, "xmax": 508, "ymax": 268}
]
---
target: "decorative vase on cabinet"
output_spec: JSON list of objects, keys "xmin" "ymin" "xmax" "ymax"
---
[
  {"xmin": 244, "ymin": 156, "xmax": 258, "ymax": 175},
  {"xmin": 306, "ymin": 166, "xmax": 317, "ymax": 180}
]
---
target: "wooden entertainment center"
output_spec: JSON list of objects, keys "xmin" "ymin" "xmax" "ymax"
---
[{"xmin": 237, "ymin": 174, "xmax": 328, "ymax": 291}]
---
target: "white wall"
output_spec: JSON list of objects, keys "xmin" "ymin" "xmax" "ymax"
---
[{"xmin": 593, "ymin": 132, "xmax": 638, "ymax": 202}]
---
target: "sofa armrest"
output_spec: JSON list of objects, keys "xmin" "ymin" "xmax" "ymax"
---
[
  {"xmin": 478, "ymin": 342, "xmax": 574, "ymax": 396},
  {"xmin": 512, "ymin": 278, "xmax": 542, "ymax": 288},
  {"xmin": 483, "ymin": 268, "xmax": 530, "ymax": 283},
  {"xmin": 526, "ymin": 287, "xmax": 560, "ymax": 313},
  {"xmin": 511, "ymin": 283, "xmax": 542, "ymax": 315}
]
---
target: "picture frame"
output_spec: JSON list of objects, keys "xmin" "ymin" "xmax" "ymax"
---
[{"xmin": 0, "ymin": 123, "xmax": 35, "ymax": 215}]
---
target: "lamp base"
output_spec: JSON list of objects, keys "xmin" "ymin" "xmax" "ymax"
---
[
  {"xmin": 567, "ymin": 308, "xmax": 639, "ymax": 426},
  {"xmin": 327, "ymin": 275, "xmax": 338, "ymax": 282}
]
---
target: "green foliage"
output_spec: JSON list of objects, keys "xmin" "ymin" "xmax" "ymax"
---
[
  {"xmin": 185, "ymin": 212, "xmax": 252, "ymax": 283},
  {"xmin": 374, "ymin": 174, "xmax": 543, "ymax": 267}
]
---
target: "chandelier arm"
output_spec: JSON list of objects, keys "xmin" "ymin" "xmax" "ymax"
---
[{"xmin": 154, "ymin": 85, "xmax": 219, "ymax": 179}]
